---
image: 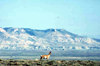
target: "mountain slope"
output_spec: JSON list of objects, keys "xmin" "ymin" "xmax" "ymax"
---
[{"xmin": 0, "ymin": 27, "xmax": 100, "ymax": 50}]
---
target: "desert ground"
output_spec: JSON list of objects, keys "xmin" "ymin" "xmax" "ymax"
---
[{"xmin": 0, "ymin": 59, "xmax": 100, "ymax": 66}]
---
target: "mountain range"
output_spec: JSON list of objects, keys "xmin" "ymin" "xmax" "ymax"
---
[{"xmin": 0, "ymin": 27, "xmax": 100, "ymax": 50}]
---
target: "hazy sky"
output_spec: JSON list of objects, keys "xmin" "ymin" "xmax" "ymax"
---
[{"xmin": 0, "ymin": 0, "xmax": 100, "ymax": 38}]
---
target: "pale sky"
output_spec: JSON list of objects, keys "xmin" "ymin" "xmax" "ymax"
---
[{"xmin": 0, "ymin": 0, "xmax": 100, "ymax": 38}]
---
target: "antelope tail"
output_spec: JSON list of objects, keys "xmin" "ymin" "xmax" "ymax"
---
[{"xmin": 40, "ymin": 56, "xmax": 42, "ymax": 60}]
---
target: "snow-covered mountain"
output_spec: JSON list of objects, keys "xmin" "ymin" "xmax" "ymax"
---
[{"xmin": 0, "ymin": 27, "xmax": 100, "ymax": 50}]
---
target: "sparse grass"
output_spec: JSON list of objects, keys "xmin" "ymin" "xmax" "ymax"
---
[{"xmin": 0, "ymin": 59, "xmax": 100, "ymax": 66}]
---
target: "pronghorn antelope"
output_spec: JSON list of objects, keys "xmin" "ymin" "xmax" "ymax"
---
[{"xmin": 40, "ymin": 51, "xmax": 51, "ymax": 60}]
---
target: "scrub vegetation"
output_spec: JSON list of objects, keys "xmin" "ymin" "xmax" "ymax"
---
[{"xmin": 0, "ymin": 59, "xmax": 100, "ymax": 66}]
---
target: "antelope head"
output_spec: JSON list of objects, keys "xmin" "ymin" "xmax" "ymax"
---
[{"xmin": 49, "ymin": 51, "xmax": 51, "ymax": 55}]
